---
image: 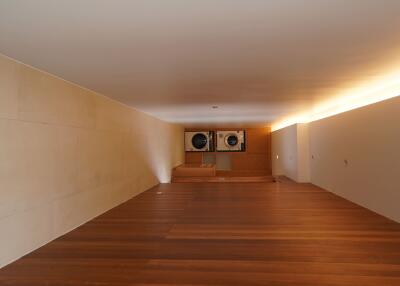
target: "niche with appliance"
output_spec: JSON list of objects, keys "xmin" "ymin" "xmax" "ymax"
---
[
  {"xmin": 184, "ymin": 131, "xmax": 215, "ymax": 152},
  {"xmin": 216, "ymin": 130, "xmax": 246, "ymax": 152}
]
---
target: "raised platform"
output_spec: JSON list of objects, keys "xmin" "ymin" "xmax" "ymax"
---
[
  {"xmin": 172, "ymin": 164, "xmax": 216, "ymax": 178},
  {"xmin": 172, "ymin": 165, "xmax": 273, "ymax": 183},
  {"xmin": 172, "ymin": 175, "xmax": 273, "ymax": 183}
]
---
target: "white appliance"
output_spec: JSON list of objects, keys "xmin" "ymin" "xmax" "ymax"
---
[
  {"xmin": 216, "ymin": 130, "xmax": 245, "ymax": 152},
  {"xmin": 185, "ymin": 131, "xmax": 214, "ymax": 152}
]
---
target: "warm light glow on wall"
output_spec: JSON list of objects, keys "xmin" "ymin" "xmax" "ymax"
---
[{"xmin": 271, "ymin": 71, "xmax": 400, "ymax": 131}]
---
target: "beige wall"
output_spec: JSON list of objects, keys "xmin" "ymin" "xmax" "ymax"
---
[
  {"xmin": 271, "ymin": 123, "xmax": 310, "ymax": 182},
  {"xmin": 309, "ymin": 96, "xmax": 400, "ymax": 222},
  {"xmin": 272, "ymin": 96, "xmax": 400, "ymax": 222},
  {"xmin": 0, "ymin": 54, "xmax": 184, "ymax": 267}
]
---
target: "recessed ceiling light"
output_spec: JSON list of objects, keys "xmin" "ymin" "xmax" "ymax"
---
[{"xmin": 212, "ymin": 106, "xmax": 219, "ymax": 109}]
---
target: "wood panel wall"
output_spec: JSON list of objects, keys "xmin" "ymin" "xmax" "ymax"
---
[{"xmin": 185, "ymin": 127, "xmax": 271, "ymax": 174}]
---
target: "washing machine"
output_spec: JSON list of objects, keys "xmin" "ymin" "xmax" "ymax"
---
[
  {"xmin": 216, "ymin": 130, "xmax": 245, "ymax": 151},
  {"xmin": 184, "ymin": 131, "xmax": 214, "ymax": 152}
]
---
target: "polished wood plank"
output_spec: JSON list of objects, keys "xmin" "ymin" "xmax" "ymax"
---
[{"xmin": 1, "ymin": 180, "xmax": 400, "ymax": 285}]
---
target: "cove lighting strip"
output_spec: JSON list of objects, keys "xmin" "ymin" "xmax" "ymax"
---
[{"xmin": 271, "ymin": 72, "xmax": 400, "ymax": 131}]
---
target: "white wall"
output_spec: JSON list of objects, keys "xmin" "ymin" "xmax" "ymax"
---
[
  {"xmin": 297, "ymin": 123, "xmax": 310, "ymax": 182},
  {"xmin": 272, "ymin": 96, "xmax": 400, "ymax": 222},
  {"xmin": 0, "ymin": 54, "xmax": 184, "ymax": 267},
  {"xmin": 309, "ymin": 96, "xmax": 400, "ymax": 222},
  {"xmin": 271, "ymin": 123, "xmax": 310, "ymax": 182},
  {"xmin": 272, "ymin": 124, "xmax": 297, "ymax": 180}
]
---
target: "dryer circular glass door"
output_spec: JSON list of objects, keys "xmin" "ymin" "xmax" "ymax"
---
[
  {"xmin": 225, "ymin": 134, "xmax": 239, "ymax": 147},
  {"xmin": 192, "ymin": 133, "xmax": 208, "ymax": 149}
]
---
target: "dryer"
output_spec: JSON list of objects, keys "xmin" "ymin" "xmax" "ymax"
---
[
  {"xmin": 216, "ymin": 130, "xmax": 245, "ymax": 152},
  {"xmin": 185, "ymin": 131, "xmax": 214, "ymax": 152}
]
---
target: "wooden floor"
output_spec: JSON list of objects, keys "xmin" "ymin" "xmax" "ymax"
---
[{"xmin": 1, "ymin": 180, "xmax": 400, "ymax": 285}]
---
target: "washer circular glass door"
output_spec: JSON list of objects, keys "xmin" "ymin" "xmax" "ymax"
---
[
  {"xmin": 225, "ymin": 134, "xmax": 239, "ymax": 147},
  {"xmin": 192, "ymin": 133, "xmax": 208, "ymax": 150}
]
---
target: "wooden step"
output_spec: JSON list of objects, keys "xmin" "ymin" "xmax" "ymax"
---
[
  {"xmin": 172, "ymin": 164, "xmax": 216, "ymax": 178},
  {"xmin": 172, "ymin": 175, "xmax": 274, "ymax": 183}
]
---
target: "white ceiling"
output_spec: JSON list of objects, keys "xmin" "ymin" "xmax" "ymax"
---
[{"xmin": 1, "ymin": 0, "xmax": 400, "ymax": 127}]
